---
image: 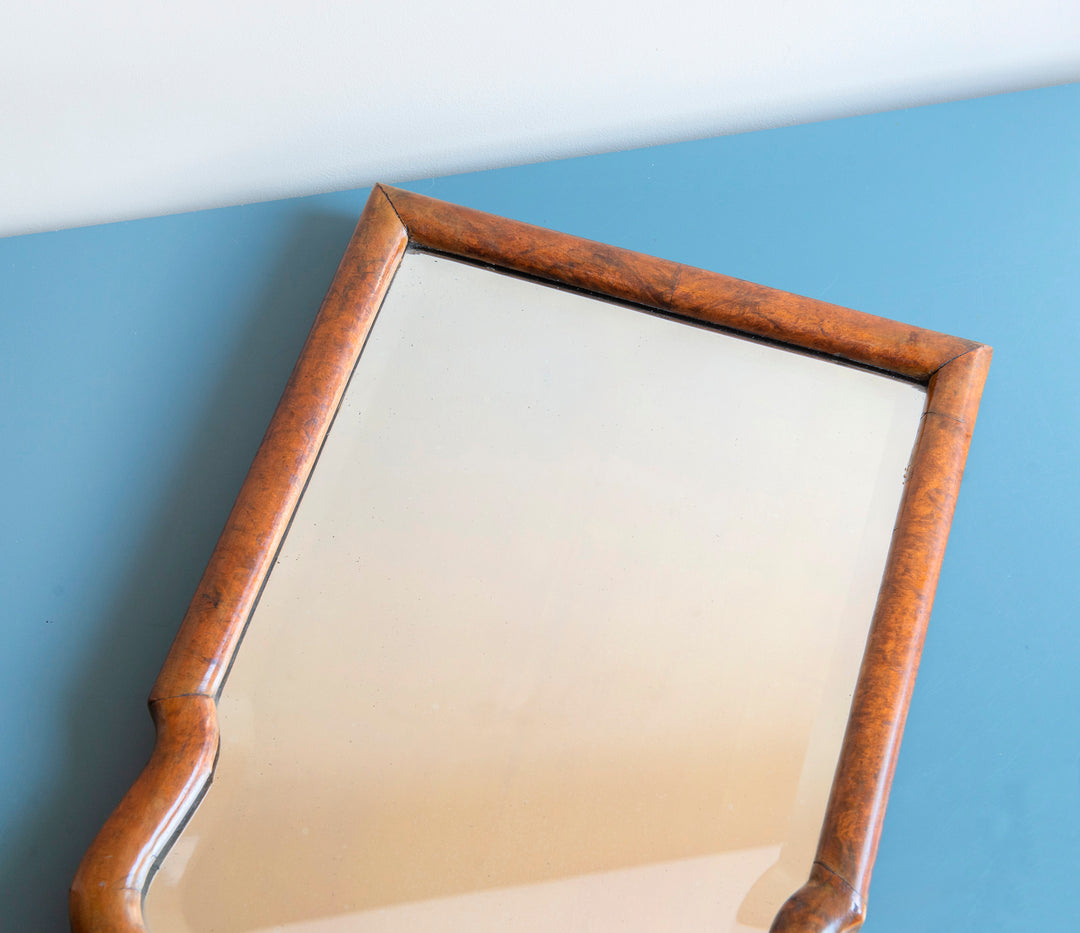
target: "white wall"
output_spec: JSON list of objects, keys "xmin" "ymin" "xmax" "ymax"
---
[{"xmin": 3, "ymin": 0, "xmax": 1078, "ymax": 237}]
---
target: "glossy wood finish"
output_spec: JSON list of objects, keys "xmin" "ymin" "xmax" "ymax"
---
[
  {"xmin": 386, "ymin": 186, "xmax": 978, "ymax": 381},
  {"xmin": 69, "ymin": 697, "xmax": 218, "ymax": 932},
  {"xmin": 149, "ymin": 192, "xmax": 406, "ymax": 702},
  {"xmin": 772, "ymin": 345, "xmax": 991, "ymax": 932},
  {"xmin": 72, "ymin": 189, "xmax": 406, "ymax": 933},
  {"xmin": 71, "ymin": 184, "xmax": 990, "ymax": 932}
]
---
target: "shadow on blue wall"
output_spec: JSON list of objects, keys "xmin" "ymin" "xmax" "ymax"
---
[{"xmin": 0, "ymin": 209, "xmax": 361, "ymax": 931}]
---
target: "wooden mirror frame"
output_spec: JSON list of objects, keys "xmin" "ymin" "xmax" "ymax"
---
[{"xmin": 71, "ymin": 184, "xmax": 990, "ymax": 933}]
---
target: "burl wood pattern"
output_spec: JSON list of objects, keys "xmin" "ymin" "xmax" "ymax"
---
[
  {"xmin": 770, "ymin": 347, "xmax": 989, "ymax": 933},
  {"xmin": 70, "ymin": 184, "xmax": 990, "ymax": 932},
  {"xmin": 69, "ymin": 697, "xmax": 218, "ymax": 932},
  {"xmin": 149, "ymin": 192, "xmax": 407, "ymax": 701},
  {"xmin": 71, "ymin": 189, "xmax": 407, "ymax": 933},
  {"xmin": 386, "ymin": 186, "xmax": 978, "ymax": 381}
]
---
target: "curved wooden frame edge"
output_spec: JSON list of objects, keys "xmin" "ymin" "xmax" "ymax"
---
[
  {"xmin": 71, "ymin": 184, "xmax": 991, "ymax": 933},
  {"xmin": 71, "ymin": 188, "xmax": 408, "ymax": 933},
  {"xmin": 69, "ymin": 696, "xmax": 218, "ymax": 933}
]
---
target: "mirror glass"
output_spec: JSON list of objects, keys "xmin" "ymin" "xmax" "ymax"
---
[{"xmin": 144, "ymin": 251, "xmax": 926, "ymax": 932}]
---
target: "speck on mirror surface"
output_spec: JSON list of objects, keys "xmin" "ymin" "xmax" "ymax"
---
[{"xmin": 144, "ymin": 252, "xmax": 926, "ymax": 932}]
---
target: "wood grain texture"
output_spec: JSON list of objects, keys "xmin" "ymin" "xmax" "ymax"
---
[
  {"xmin": 70, "ymin": 697, "xmax": 218, "ymax": 933},
  {"xmin": 379, "ymin": 185, "xmax": 977, "ymax": 381},
  {"xmin": 150, "ymin": 187, "xmax": 406, "ymax": 702},
  {"xmin": 770, "ymin": 344, "xmax": 990, "ymax": 931},
  {"xmin": 72, "ymin": 184, "xmax": 990, "ymax": 933},
  {"xmin": 71, "ymin": 189, "xmax": 407, "ymax": 933},
  {"xmin": 769, "ymin": 863, "xmax": 864, "ymax": 933}
]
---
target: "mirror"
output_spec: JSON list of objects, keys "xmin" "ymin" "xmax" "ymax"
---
[{"xmin": 71, "ymin": 186, "xmax": 989, "ymax": 933}]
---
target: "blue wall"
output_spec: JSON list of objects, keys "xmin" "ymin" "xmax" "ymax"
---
[{"xmin": 3, "ymin": 82, "xmax": 1077, "ymax": 930}]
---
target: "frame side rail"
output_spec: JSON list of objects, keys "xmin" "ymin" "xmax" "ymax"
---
[
  {"xmin": 770, "ymin": 345, "xmax": 991, "ymax": 932},
  {"xmin": 151, "ymin": 188, "xmax": 407, "ymax": 701},
  {"xmin": 379, "ymin": 184, "xmax": 977, "ymax": 381}
]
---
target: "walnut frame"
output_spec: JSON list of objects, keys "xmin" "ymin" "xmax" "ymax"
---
[{"xmin": 71, "ymin": 184, "xmax": 990, "ymax": 933}]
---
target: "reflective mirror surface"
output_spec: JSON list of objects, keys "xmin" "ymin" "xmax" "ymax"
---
[{"xmin": 145, "ymin": 252, "xmax": 926, "ymax": 932}]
